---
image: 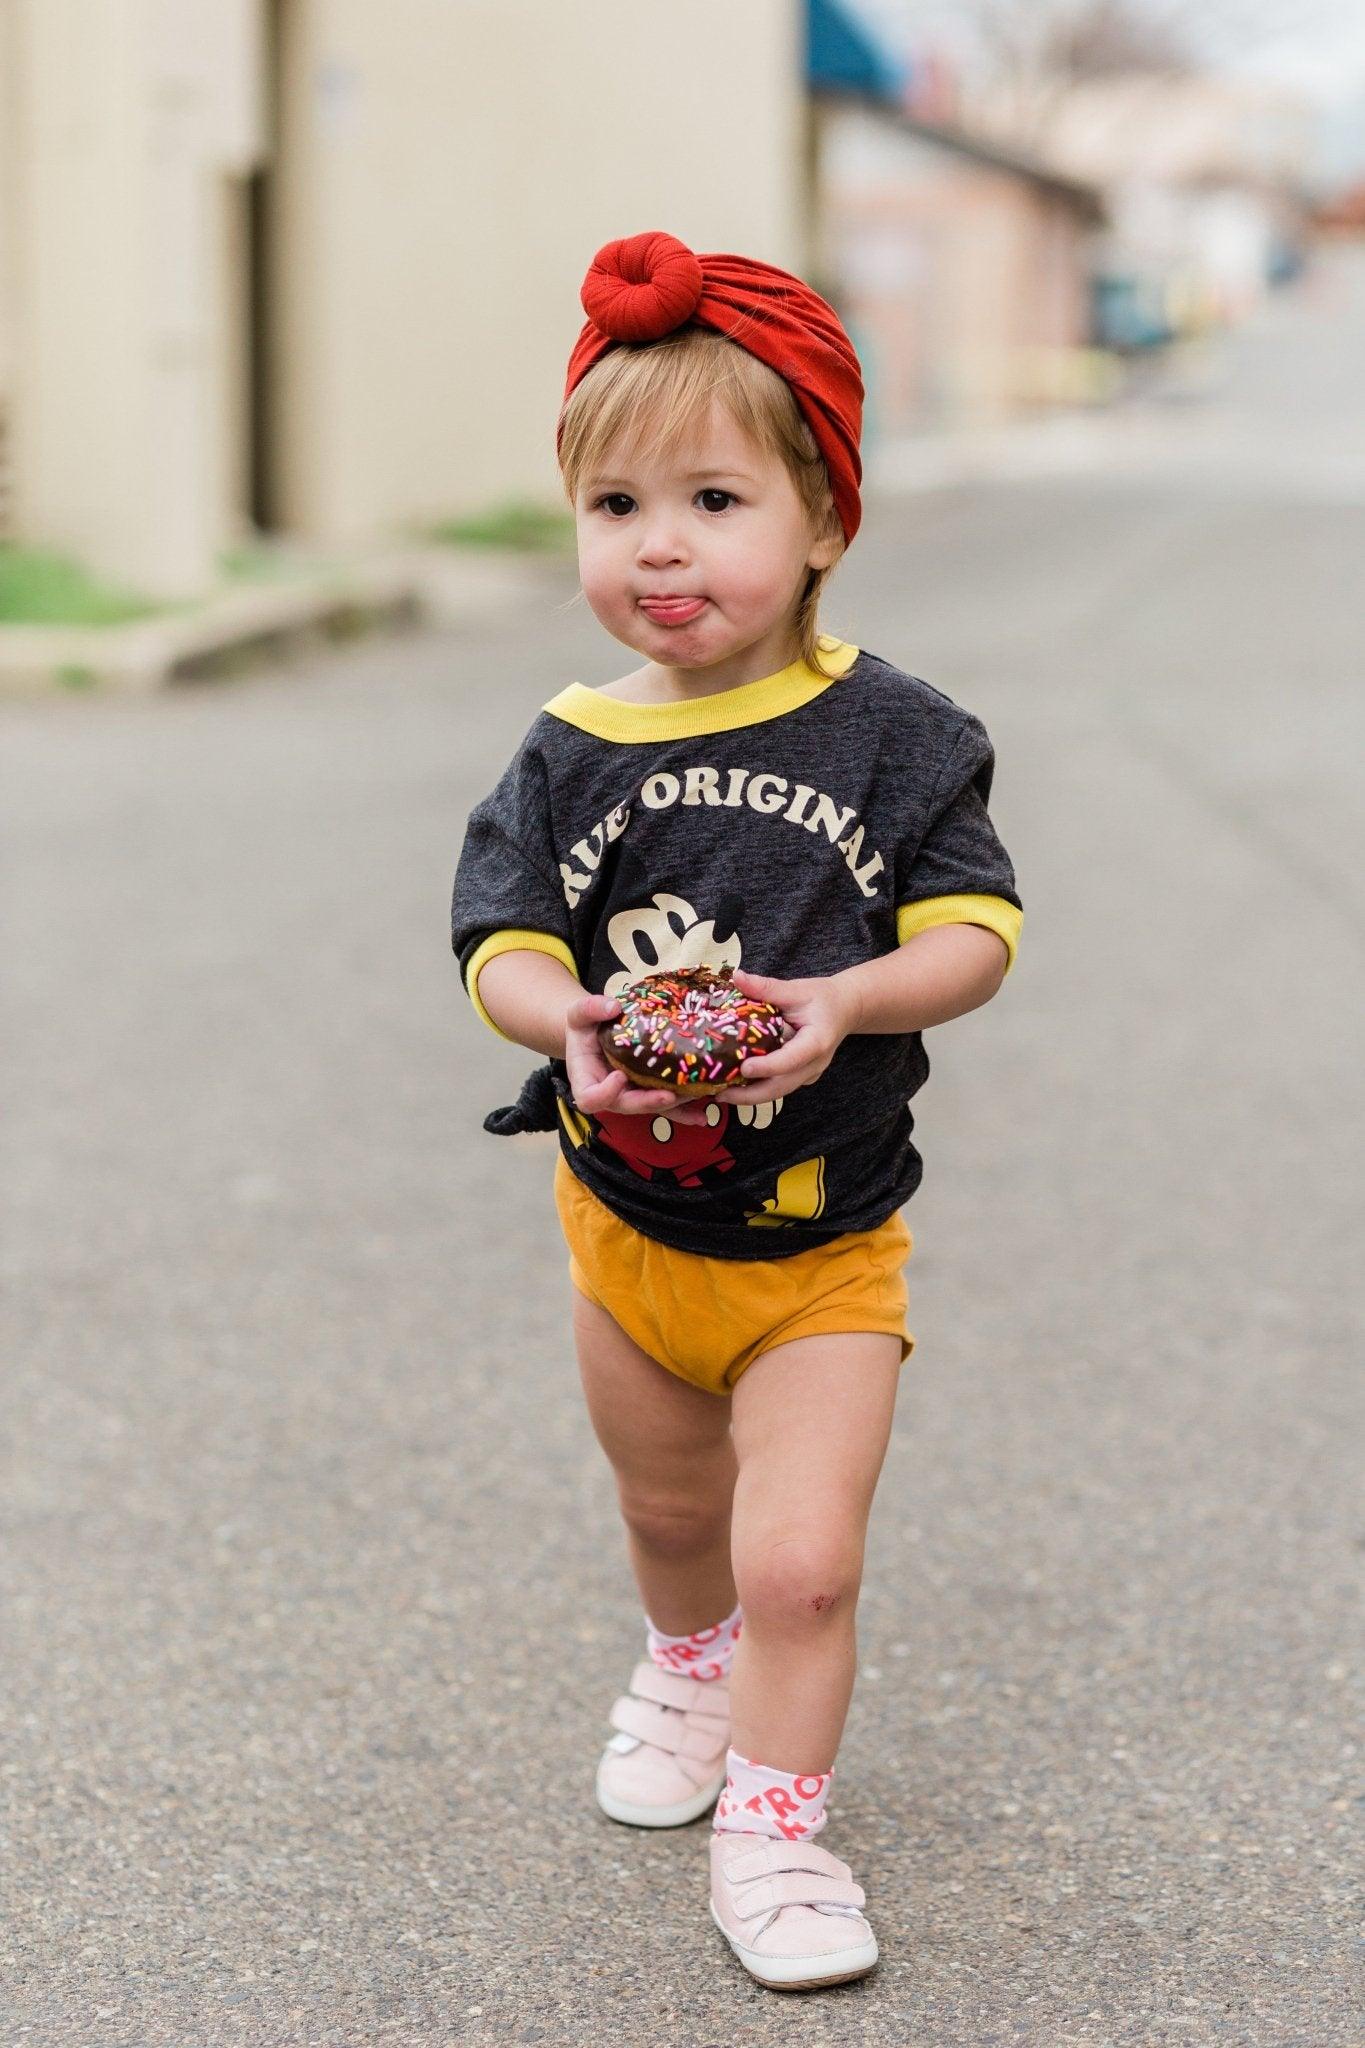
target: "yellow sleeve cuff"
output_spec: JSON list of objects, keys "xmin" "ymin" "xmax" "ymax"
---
[
  {"xmin": 895, "ymin": 893, "xmax": 1022, "ymax": 973},
  {"xmin": 464, "ymin": 928, "xmax": 580, "ymax": 1039}
]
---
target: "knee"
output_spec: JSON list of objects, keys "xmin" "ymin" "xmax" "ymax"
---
[
  {"xmin": 619, "ymin": 1491, "xmax": 728, "ymax": 1564},
  {"xmin": 733, "ymin": 1530, "xmax": 862, "ymax": 1634}
]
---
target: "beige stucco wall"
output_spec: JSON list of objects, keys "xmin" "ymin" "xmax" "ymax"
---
[
  {"xmin": 0, "ymin": 0, "xmax": 17, "ymax": 532},
  {"xmin": 0, "ymin": 0, "xmax": 17, "ymax": 405},
  {"xmin": 270, "ymin": 0, "xmax": 805, "ymax": 541},
  {"xmin": 6, "ymin": 0, "xmax": 266, "ymax": 596},
  {"xmin": 7, "ymin": 0, "xmax": 145, "ymax": 578}
]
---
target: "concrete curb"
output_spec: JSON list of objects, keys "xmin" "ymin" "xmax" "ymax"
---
[{"xmin": 0, "ymin": 546, "xmax": 559, "ymax": 696}]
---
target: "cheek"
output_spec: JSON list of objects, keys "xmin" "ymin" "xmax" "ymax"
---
[
  {"xmin": 576, "ymin": 529, "xmax": 631, "ymax": 617},
  {"xmin": 704, "ymin": 527, "xmax": 802, "ymax": 612}
]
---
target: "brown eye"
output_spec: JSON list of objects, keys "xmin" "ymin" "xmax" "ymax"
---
[
  {"xmin": 600, "ymin": 494, "xmax": 635, "ymax": 517},
  {"xmin": 698, "ymin": 489, "xmax": 734, "ymax": 513}
]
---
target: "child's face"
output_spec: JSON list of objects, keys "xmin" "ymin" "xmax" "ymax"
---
[{"xmin": 571, "ymin": 404, "xmax": 840, "ymax": 673}]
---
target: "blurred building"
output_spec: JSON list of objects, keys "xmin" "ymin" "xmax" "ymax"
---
[
  {"xmin": 0, "ymin": 2, "xmax": 17, "ymax": 538},
  {"xmin": 1316, "ymin": 181, "xmax": 1365, "ymax": 235},
  {"xmin": 268, "ymin": 2, "xmax": 803, "ymax": 568},
  {"xmin": 1038, "ymin": 74, "xmax": 1314, "ymax": 340},
  {"xmin": 810, "ymin": 89, "xmax": 1104, "ymax": 434},
  {"xmin": 0, "ymin": 0, "xmax": 803, "ymax": 599},
  {"xmin": 0, "ymin": 0, "xmax": 268, "ymax": 594}
]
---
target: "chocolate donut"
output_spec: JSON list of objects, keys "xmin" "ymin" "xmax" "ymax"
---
[{"xmin": 598, "ymin": 964, "xmax": 787, "ymax": 1098}]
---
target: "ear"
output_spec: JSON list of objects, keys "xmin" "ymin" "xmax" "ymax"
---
[{"xmin": 805, "ymin": 509, "xmax": 843, "ymax": 573}]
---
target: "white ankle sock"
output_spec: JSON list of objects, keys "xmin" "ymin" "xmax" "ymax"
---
[
  {"xmin": 713, "ymin": 1747, "xmax": 832, "ymax": 1841},
  {"xmin": 645, "ymin": 1602, "xmax": 743, "ymax": 1682}
]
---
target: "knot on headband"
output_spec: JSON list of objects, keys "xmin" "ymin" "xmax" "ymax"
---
[{"xmin": 581, "ymin": 231, "xmax": 704, "ymax": 344}]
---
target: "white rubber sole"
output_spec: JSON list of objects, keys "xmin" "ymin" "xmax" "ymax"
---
[
  {"xmin": 710, "ymin": 1903, "xmax": 879, "ymax": 1990},
  {"xmin": 595, "ymin": 1763, "xmax": 725, "ymax": 1829}
]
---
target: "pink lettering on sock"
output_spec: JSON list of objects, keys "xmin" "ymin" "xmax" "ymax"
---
[
  {"xmin": 714, "ymin": 1751, "xmax": 832, "ymax": 1844},
  {"xmin": 648, "ymin": 1608, "xmax": 743, "ymax": 1679}
]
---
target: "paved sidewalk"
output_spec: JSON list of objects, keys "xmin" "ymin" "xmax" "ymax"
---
[{"xmin": 4, "ymin": 266, "xmax": 1363, "ymax": 2045}]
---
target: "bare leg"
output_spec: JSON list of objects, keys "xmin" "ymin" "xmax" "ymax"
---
[
  {"xmin": 572, "ymin": 1289, "xmax": 738, "ymax": 1634},
  {"xmin": 727, "ymin": 1330, "xmax": 902, "ymax": 1775}
]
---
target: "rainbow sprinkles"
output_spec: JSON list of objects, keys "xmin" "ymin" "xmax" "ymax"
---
[{"xmin": 599, "ymin": 965, "xmax": 788, "ymax": 1098}]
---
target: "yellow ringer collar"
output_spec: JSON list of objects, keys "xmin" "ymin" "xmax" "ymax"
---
[{"xmin": 542, "ymin": 638, "xmax": 859, "ymax": 743}]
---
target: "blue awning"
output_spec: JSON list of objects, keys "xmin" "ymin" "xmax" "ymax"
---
[{"xmin": 807, "ymin": 0, "xmax": 905, "ymax": 104}]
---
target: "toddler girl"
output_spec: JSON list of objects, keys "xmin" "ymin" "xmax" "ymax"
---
[{"xmin": 451, "ymin": 231, "xmax": 1022, "ymax": 1990}]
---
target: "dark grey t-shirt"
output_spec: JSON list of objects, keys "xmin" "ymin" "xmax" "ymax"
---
[{"xmin": 451, "ymin": 642, "xmax": 1021, "ymax": 1259}]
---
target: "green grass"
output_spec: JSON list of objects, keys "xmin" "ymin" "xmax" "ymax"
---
[
  {"xmin": 0, "ymin": 544, "xmax": 163, "ymax": 625},
  {"xmin": 426, "ymin": 499, "xmax": 574, "ymax": 552},
  {"xmin": 218, "ymin": 542, "xmax": 347, "ymax": 584}
]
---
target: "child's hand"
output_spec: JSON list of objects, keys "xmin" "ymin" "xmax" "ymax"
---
[
  {"xmin": 563, "ymin": 993, "xmax": 711, "ymax": 1124},
  {"xmin": 719, "ymin": 967, "xmax": 858, "ymax": 1106}
]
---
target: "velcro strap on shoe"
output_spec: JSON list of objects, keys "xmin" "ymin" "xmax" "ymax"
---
[
  {"xmin": 627, "ymin": 1662, "xmax": 730, "ymax": 1720},
  {"xmin": 725, "ymin": 1840, "xmax": 852, "ymax": 1885},
  {"xmin": 731, "ymin": 1870, "xmax": 866, "ymax": 1922},
  {"xmin": 608, "ymin": 1695, "xmax": 726, "ymax": 1763}
]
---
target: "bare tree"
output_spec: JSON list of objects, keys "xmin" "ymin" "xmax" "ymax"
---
[
  {"xmin": 1046, "ymin": 0, "xmax": 1190, "ymax": 82},
  {"xmin": 951, "ymin": 0, "xmax": 1335, "ymax": 144}
]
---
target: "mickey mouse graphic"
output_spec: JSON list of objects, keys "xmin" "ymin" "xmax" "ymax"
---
[{"xmin": 592, "ymin": 1094, "xmax": 740, "ymax": 1187}]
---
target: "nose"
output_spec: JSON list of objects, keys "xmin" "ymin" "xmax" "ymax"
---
[{"xmin": 635, "ymin": 516, "xmax": 688, "ymax": 570}]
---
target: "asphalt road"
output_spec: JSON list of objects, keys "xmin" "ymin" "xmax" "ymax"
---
[{"xmin": 4, "ymin": 257, "xmax": 1363, "ymax": 2046}]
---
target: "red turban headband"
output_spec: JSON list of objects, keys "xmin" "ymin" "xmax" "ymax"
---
[{"xmin": 561, "ymin": 230, "xmax": 865, "ymax": 544}]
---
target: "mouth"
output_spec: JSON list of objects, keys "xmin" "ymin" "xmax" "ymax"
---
[{"xmin": 638, "ymin": 596, "xmax": 709, "ymax": 625}]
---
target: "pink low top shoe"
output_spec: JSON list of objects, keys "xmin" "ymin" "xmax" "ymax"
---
[
  {"xmin": 595, "ymin": 1661, "xmax": 730, "ymax": 1828},
  {"xmin": 710, "ymin": 1831, "xmax": 879, "ymax": 1990}
]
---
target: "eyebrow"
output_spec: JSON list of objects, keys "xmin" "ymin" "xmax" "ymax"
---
[{"xmin": 583, "ymin": 468, "xmax": 758, "ymax": 489}]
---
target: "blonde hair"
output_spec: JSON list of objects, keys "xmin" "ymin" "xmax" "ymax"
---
[{"xmin": 557, "ymin": 326, "xmax": 846, "ymax": 677}]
